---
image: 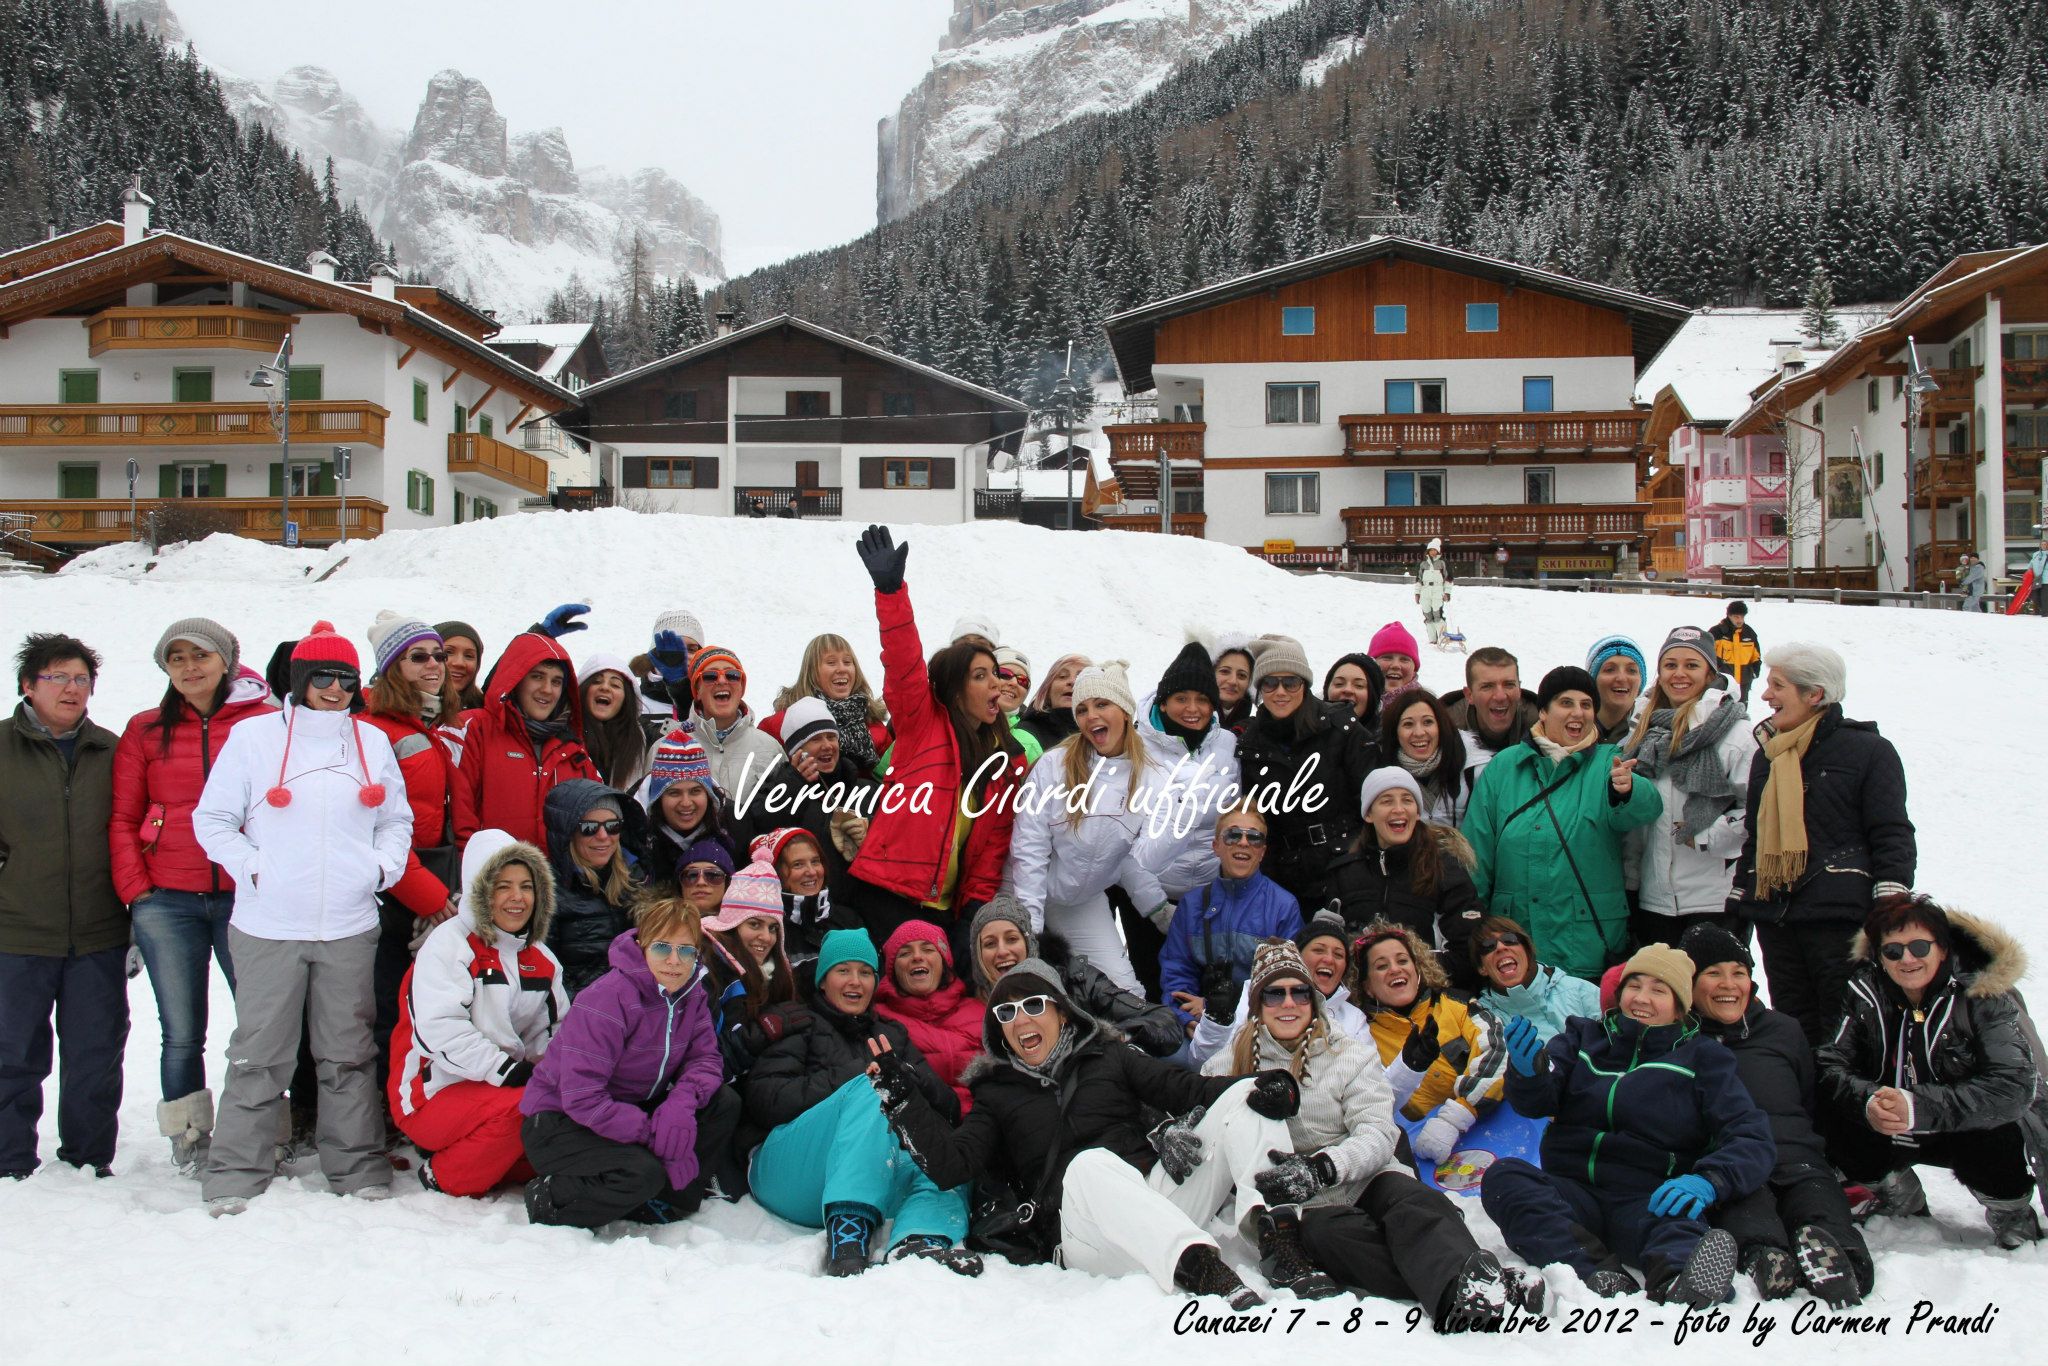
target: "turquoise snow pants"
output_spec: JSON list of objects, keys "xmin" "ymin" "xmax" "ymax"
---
[{"xmin": 748, "ymin": 1076, "xmax": 968, "ymax": 1249}]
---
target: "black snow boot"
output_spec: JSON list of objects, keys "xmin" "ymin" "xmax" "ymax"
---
[
  {"xmin": 1256, "ymin": 1206, "xmax": 1341, "ymax": 1300},
  {"xmin": 1437, "ymin": 1251, "xmax": 1512, "ymax": 1332},
  {"xmin": 1582, "ymin": 1268, "xmax": 1640, "ymax": 1298},
  {"xmin": 1503, "ymin": 1263, "xmax": 1546, "ymax": 1314},
  {"xmin": 1654, "ymin": 1228, "xmax": 1738, "ymax": 1307},
  {"xmin": 1792, "ymin": 1225, "xmax": 1864, "ymax": 1308},
  {"xmin": 1744, "ymin": 1245, "xmax": 1799, "ymax": 1300},
  {"xmin": 1979, "ymin": 1194, "xmax": 2045, "ymax": 1250},
  {"xmin": 887, "ymin": 1234, "xmax": 985, "ymax": 1277},
  {"xmin": 522, "ymin": 1176, "xmax": 558, "ymax": 1226},
  {"xmin": 1173, "ymin": 1243, "xmax": 1265, "ymax": 1312},
  {"xmin": 823, "ymin": 1203, "xmax": 879, "ymax": 1277}
]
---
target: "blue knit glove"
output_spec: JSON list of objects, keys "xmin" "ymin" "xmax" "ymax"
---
[
  {"xmin": 650, "ymin": 630, "xmax": 692, "ymax": 686},
  {"xmin": 1648, "ymin": 1174, "xmax": 1716, "ymax": 1219},
  {"xmin": 1503, "ymin": 1015, "xmax": 1544, "ymax": 1077},
  {"xmin": 538, "ymin": 603, "xmax": 590, "ymax": 638}
]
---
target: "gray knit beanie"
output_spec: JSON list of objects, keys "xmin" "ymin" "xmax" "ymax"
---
[
  {"xmin": 967, "ymin": 895, "xmax": 1038, "ymax": 992},
  {"xmin": 1249, "ymin": 635, "xmax": 1313, "ymax": 693},
  {"xmin": 154, "ymin": 618, "xmax": 239, "ymax": 675}
]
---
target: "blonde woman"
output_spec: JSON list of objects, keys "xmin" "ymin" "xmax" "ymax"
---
[
  {"xmin": 541, "ymin": 779, "xmax": 646, "ymax": 997},
  {"xmin": 763, "ymin": 633, "xmax": 890, "ymax": 778}
]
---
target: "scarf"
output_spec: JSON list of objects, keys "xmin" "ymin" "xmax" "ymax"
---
[
  {"xmin": 419, "ymin": 690, "xmax": 443, "ymax": 723},
  {"xmin": 1753, "ymin": 712, "xmax": 1822, "ymax": 899},
  {"xmin": 1628, "ymin": 693, "xmax": 1744, "ymax": 839},
  {"xmin": 523, "ymin": 713, "xmax": 570, "ymax": 745},
  {"xmin": 1529, "ymin": 726, "xmax": 1596, "ymax": 764},
  {"xmin": 825, "ymin": 693, "xmax": 880, "ymax": 776},
  {"xmin": 1008, "ymin": 1016, "xmax": 1086, "ymax": 1084},
  {"xmin": 1396, "ymin": 746, "xmax": 1443, "ymax": 782},
  {"xmin": 1157, "ymin": 711, "xmax": 1206, "ymax": 755}
]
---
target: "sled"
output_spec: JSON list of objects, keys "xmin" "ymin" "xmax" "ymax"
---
[
  {"xmin": 1435, "ymin": 615, "xmax": 1469, "ymax": 653},
  {"xmin": 1398, "ymin": 1106, "xmax": 1548, "ymax": 1196},
  {"xmin": 2009, "ymin": 569, "xmax": 2037, "ymax": 616}
]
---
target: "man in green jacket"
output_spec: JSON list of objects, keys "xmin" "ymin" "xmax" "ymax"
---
[
  {"xmin": 1463, "ymin": 666, "xmax": 1662, "ymax": 981},
  {"xmin": 0, "ymin": 633, "xmax": 128, "ymax": 1178}
]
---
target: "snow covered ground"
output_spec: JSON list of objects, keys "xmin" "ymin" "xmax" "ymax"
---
[{"xmin": 0, "ymin": 512, "xmax": 2038, "ymax": 1364}]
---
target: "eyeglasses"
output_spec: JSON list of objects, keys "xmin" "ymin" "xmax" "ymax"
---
[
  {"xmin": 991, "ymin": 994, "xmax": 1053, "ymax": 1024},
  {"xmin": 404, "ymin": 650, "xmax": 449, "ymax": 666},
  {"xmin": 697, "ymin": 670, "xmax": 744, "ymax": 685},
  {"xmin": 1880, "ymin": 939, "xmax": 1937, "ymax": 962},
  {"xmin": 1257, "ymin": 676, "xmax": 1306, "ymax": 694},
  {"xmin": 1477, "ymin": 932, "xmax": 1526, "ymax": 956},
  {"xmin": 645, "ymin": 941, "xmax": 698, "ymax": 964},
  {"xmin": 1220, "ymin": 827, "xmax": 1267, "ymax": 846},
  {"xmin": 680, "ymin": 866, "xmax": 729, "ymax": 885},
  {"xmin": 309, "ymin": 671, "xmax": 360, "ymax": 692},
  {"xmin": 576, "ymin": 818, "xmax": 624, "ymax": 838},
  {"xmin": 34, "ymin": 672, "xmax": 93, "ymax": 689},
  {"xmin": 1260, "ymin": 984, "xmax": 1312, "ymax": 1007}
]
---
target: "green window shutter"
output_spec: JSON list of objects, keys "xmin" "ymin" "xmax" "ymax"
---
[
  {"xmin": 479, "ymin": 414, "xmax": 493, "ymax": 439},
  {"xmin": 453, "ymin": 405, "xmax": 467, "ymax": 434},
  {"xmin": 158, "ymin": 464, "xmax": 178, "ymax": 497},
  {"xmin": 269, "ymin": 463, "xmax": 284, "ymax": 497},
  {"xmin": 173, "ymin": 369, "xmax": 214, "ymax": 402},
  {"xmin": 425, "ymin": 475, "xmax": 436, "ymax": 515},
  {"xmin": 288, "ymin": 367, "xmax": 323, "ymax": 402},
  {"xmin": 413, "ymin": 379, "xmax": 428, "ymax": 423},
  {"xmin": 405, "ymin": 471, "xmax": 418, "ymax": 512},
  {"xmin": 59, "ymin": 370, "xmax": 99, "ymax": 403},
  {"xmin": 316, "ymin": 461, "xmax": 336, "ymax": 495},
  {"xmin": 208, "ymin": 463, "xmax": 229, "ymax": 497},
  {"xmin": 59, "ymin": 465, "xmax": 99, "ymax": 498}
]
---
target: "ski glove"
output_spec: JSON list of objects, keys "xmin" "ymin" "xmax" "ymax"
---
[
  {"xmin": 501, "ymin": 1059, "xmax": 535, "ymax": 1088},
  {"xmin": 537, "ymin": 603, "xmax": 590, "ymax": 639},
  {"xmin": 1648, "ymin": 1174, "xmax": 1716, "ymax": 1220},
  {"xmin": 1503, "ymin": 1015, "xmax": 1545, "ymax": 1077},
  {"xmin": 867, "ymin": 1049, "xmax": 918, "ymax": 1116},
  {"xmin": 649, "ymin": 630, "xmax": 692, "ymax": 686},
  {"xmin": 856, "ymin": 524, "xmax": 909, "ymax": 595},
  {"xmin": 1411, "ymin": 1103, "xmax": 1477, "ymax": 1163},
  {"xmin": 1245, "ymin": 1069, "xmax": 1302, "ymax": 1120},
  {"xmin": 740, "ymin": 1001, "xmax": 813, "ymax": 1055},
  {"xmin": 1149, "ymin": 1108, "xmax": 1207, "ymax": 1184},
  {"xmin": 1400, "ymin": 1014, "xmax": 1441, "ymax": 1073},
  {"xmin": 649, "ymin": 1107, "xmax": 696, "ymax": 1176},
  {"xmin": 1254, "ymin": 1149, "xmax": 1339, "ymax": 1206}
]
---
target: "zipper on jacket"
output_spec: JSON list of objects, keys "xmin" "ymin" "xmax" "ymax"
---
[
  {"xmin": 650, "ymin": 992, "xmax": 680, "ymax": 1100},
  {"xmin": 202, "ymin": 711, "xmax": 221, "ymax": 895}
]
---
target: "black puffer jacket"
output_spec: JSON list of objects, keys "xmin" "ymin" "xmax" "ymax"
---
[
  {"xmin": 1730, "ymin": 706, "xmax": 1915, "ymax": 924},
  {"xmin": 1315, "ymin": 825, "xmax": 1484, "ymax": 987},
  {"xmin": 741, "ymin": 991, "xmax": 959, "ymax": 1152},
  {"xmin": 729, "ymin": 755, "xmax": 876, "ymax": 898},
  {"xmin": 1017, "ymin": 707, "xmax": 1078, "ymax": 754},
  {"xmin": 1696, "ymin": 996, "xmax": 1830, "ymax": 1179},
  {"xmin": 1816, "ymin": 910, "xmax": 2048, "ymax": 1153},
  {"xmin": 542, "ymin": 779, "xmax": 648, "ymax": 997},
  {"xmin": 1038, "ymin": 931, "xmax": 1185, "ymax": 1058},
  {"xmin": 1236, "ymin": 702, "xmax": 1379, "ymax": 902}
]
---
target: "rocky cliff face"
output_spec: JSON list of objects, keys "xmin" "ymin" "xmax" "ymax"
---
[
  {"xmin": 115, "ymin": 3, "xmax": 725, "ymax": 318},
  {"xmin": 878, "ymin": 0, "xmax": 1299, "ymax": 222}
]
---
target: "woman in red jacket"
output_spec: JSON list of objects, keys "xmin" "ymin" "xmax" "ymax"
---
[
  {"xmin": 843, "ymin": 526, "xmax": 1026, "ymax": 960},
  {"xmin": 455, "ymin": 630, "xmax": 600, "ymax": 850},
  {"xmin": 109, "ymin": 618, "xmax": 275, "ymax": 1172},
  {"xmin": 361, "ymin": 612, "xmax": 480, "ymax": 1090},
  {"xmin": 873, "ymin": 919, "xmax": 985, "ymax": 1113}
]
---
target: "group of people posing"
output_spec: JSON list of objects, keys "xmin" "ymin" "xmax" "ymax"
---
[{"xmin": 3, "ymin": 525, "xmax": 2043, "ymax": 1327}]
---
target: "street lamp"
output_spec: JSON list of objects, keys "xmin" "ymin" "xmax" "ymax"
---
[
  {"xmin": 1903, "ymin": 337, "xmax": 1941, "ymax": 590},
  {"xmin": 251, "ymin": 333, "xmax": 294, "ymax": 548},
  {"xmin": 334, "ymin": 446, "xmax": 352, "ymax": 544}
]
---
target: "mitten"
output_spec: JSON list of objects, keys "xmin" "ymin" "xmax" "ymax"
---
[{"xmin": 1411, "ymin": 1103, "xmax": 1477, "ymax": 1163}]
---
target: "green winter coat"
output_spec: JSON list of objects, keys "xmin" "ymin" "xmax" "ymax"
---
[
  {"xmin": 0, "ymin": 704, "xmax": 125, "ymax": 957},
  {"xmin": 1464, "ymin": 737, "xmax": 1661, "ymax": 982}
]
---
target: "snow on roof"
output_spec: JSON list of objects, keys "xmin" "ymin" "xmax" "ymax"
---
[
  {"xmin": 987, "ymin": 468, "xmax": 1095, "ymax": 501},
  {"xmin": 1633, "ymin": 304, "xmax": 1892, "ymax": 419},
  {"xmin": 488, "ymin": 322, "xmax": 594, "ymax": 381}
]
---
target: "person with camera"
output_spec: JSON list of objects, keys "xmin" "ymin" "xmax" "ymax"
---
[{"xmin": 1159, "ymin": 804, "xmax": 1303, "ymax": 1036}]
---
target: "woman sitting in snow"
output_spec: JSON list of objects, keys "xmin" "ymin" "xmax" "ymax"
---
[
  {"xmin": 1187, "ymin": 911, "xmax": 1373, "ymax": 1068},
  {"xmin": 699, "ymin": 861, "xmax": 798, "ymax": 1082},
  {"xmin": 966, "ymin": 898, "xmax": 1184, "ymax": 1060},
  {"xmin": 1470, "ymin": 915, "xmax": 1600, "ymax": 1044},
  {"xmin": 752, "ymin": 825, "xmax": 860, "ymax": 968},
  {"xmin": 873, "ymin": 920, "xmax": 985, "ymax": 1112},
  {"xmin": 1351, "ymin": 923, "xmax": 1506, "ymax": 1168}
]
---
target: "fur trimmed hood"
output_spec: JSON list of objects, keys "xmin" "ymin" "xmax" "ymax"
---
[
  {"xmin": 462, "ymin": 835, "xmax": 555, "ymax": 947},
  {"xmin": 1850, "ymin": 907, "xmax": 2026, "ymax": 1000},
  {"xmin": 1435, "ymin": 823, "xmax": 1477, "ymax": 870}
]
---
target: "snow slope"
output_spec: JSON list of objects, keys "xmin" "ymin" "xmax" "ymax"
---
[{"xmin": 0, "ymin": 514, "xmax": 2039, "ymax": 1364}]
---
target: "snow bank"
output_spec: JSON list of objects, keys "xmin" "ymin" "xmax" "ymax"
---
[{"xmin": 2, "ymin": 512, "xmax": 2040, "ymax": 1363}]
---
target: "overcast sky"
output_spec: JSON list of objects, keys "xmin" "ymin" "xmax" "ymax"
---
[{"xmin": 159, "ymin": 0, "xmax": 952, "ymax": 275}]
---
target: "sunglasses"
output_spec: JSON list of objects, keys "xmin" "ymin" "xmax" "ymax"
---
[
  {"xmin": 404, "ymin": 650, "xmax": 449, "ymax": 666},
  {"xmin": 1260, "ymin": 984, "xmax": 1312, "ymax": 1007},
  {"xmin": 1880, "ymin": 939, "xmax": 1937, "ymax": 962},
  {"xmin": 992, "ymin": 994, "xmax": 1053, "ymax": 1024},
  {"xmin": 1477, "ymin": 932, "xmax": 1526, "ymax": 956},
  {"xmin": 576, "ymin": 818, "xmax": 625, "ymax": 837},
  {"xmin": 1257, "ymin": 676, "xmax": 1306, "ymax": 694},
  {"xmin": 309, "ymin": 671, "xmax": 360, "ymax": 692},
  {"xmin": 645, "ymin": 941, "xmax": 698, "ymax": 964},
  {"xmin": 1220, "ymin": 827, "xmax": 1267, "ymax": 846},
  {"xmin": 680, "ymin": 866, "xmax": 729, "ymax": 885},
  {"xmin": 996, "ymin": 668, "xmax": 1018, "ymax": 682},
  {"xmin": 697, "ymin": 670, "xmax": 744, "ymax": 685}
]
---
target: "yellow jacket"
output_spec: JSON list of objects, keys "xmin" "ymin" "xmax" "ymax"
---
[{"xmin": 1365, "ymin": 990, "xmax": 1506, "ymax": 1121}]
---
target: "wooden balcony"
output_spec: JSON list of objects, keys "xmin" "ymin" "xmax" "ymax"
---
[
  {"xmin": 1095, "ymin": 510, "xmax": 1207, "ymax": 537},
  {"xmin": 1340, "ymin": 411, "xmax": 1646, "ymax": 463},
  {"xmin": 2007, "ymin": 447, "xmax": 2044, "ymax": 493},
  {"xmin": 1340, "ymin": 501, "xmax": 1649, "ymax": 548},
  {"xmin": 1912, "ymin": 451, "xmax": 1976, "ymax": 504},
  {"xmin": 1919, "ymin": 367, "xmax": 1978, "ymax": 418},
  {"xmin": 1650, "ymin": 544, "xmax": 1687, "ymax": 576},
  {"xmin": 1911, "ymin": 539, "xmax": 1975, "ymax": 590},
  {"xmin": 1646, "ymin": 496, "xmax": 1684, "ymax": 529},
  {"xmin": 1104, "ymin": 422, "xmax": 1204, "ymax": 500},
  {"xmin": 0, "ymin": 401, "xmax": 387, "ymax": 448},
  {"xmin": 447, "ymin": 433, "xmax": 548, "ymax": 496},
  {"xmin": 2006, "ymin": 358, "xmax": 2048, "ymax": 404},
  {"xmin": 732, "ymin": 485, "xmax": 842, "ymax": 517},
  {"xmin": 86, "ymin": 306, "xmax": 294, "ymax": 358},
  {"xmin": 1, "ymin": 497, "xmax": 386, "ymax": 546}
]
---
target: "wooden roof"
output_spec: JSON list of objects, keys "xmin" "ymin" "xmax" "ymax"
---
[{"xmin": 0, "ymin": 223, "xmax": 126, "ymax": 286}]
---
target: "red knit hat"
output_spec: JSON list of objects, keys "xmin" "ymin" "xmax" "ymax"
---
[
  {"xmin": 291, "ymin": 620, "xmax": 360, "ymax": 671},
  {"xmin": 882, "ymin": 918, "xmax": 954, "ymax": 969}
]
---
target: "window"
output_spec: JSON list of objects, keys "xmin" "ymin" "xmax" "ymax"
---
[
  {"xmin": 1949, "ymin": 340, "xmax": 1971, "ymax": 369},
  {"xmin": 2006, "ymin": 330, "xmax": 2048, "ymax": 360},
  {"xmin": 58, "ymin": 463, "xmax": 99, "ymax": 498},
  {"xmin": 1524, "ymin": 468, "xmax": 1556, "ymax": 504},
  {"xmin": 884, "ymin": 459, "xmax": 932, "ymax": 489},
  {"xmin": 1281, "ymin": 306, "xmax": 1316, "ymax": 336},
  {"xmin": 176, "ymin": 463, "xmax": 215, "ymax": 498},
  {"xmin": 1522, "ymin": 376, "xmax": 1554, "ymax": 413},
  {"xmin": 474, "ymin": 497, "xmax": 498, "ymax": 520},
  {"xmin": 786, "ymin": 390, "xmax": 831, "ymax": 417},
  {"xmin": 1172, "ymin": 488, "xmax": 1205, "ymax": 514},
  {"xmin": 1812, "ymin": 400, "xmax": 1823, "ymax": 424},
  {"xmin": 1265, "ymin": 473, "xmax": 1320, "ymax": 515},
  {"xmin": 453, "ymin": 491, "xmax": 468, "ymax": 525},
  {"xmin": 1867, "ymin": 379, "xmax": 1880, "ymax": 413},
  {"xmin": 1265, "ymin": 382, "xmax": 1321, "ymax": 424},
  {"xmin": 883, "ymin": 392, "xmax": 914, "ymax": 417},
  {"xmin": 58, "ymin": 370, "xmax": 99, "ymax": 404},
  {"xmin": 647, "ymin": 458, "xmax": 697, "ymax": 489},
  {"xmin": 1892, "ymin": 376, "xmax": 1903, "ymax": 400},
  {"xmin": 2008, "ymin": 494, "xmax": 2042, "ymax": 539},
  {"xmin": 172, "ymin": 368, "xmax": 213, "ymax": 403},
  {"xmin": 453, "ymin": 404, "xmax": 467, "ymax": 435},
  {"xmin": 1465, "ymin": 302, "xmax": 1499, "ymax": 333},
  {"xmin": 478, "ymin": 414, "xmax": 493, "ymax": 439},
  {"xmin": 406, "ymin": 469, "xmax": 436, "ymax": 515},
  {"xmin": 287, "ymin": 366, "xmax": 322, "ymax": 402},
  {"xmin": 413, "ymin": 379, "xmax": 429, "ymax": 423},
  {"xmin": 1384, "ymin": 470, "xmax": 1446, "ymax": 506},
  {"xmin": 2012, "ymin": 412, "xmax": 2048, "ymax": 449},
  {"xmin": 1385, "ymin": 380, "xmax": 1444, "ymax": 414},
  {"xmin": 663, "ymin": 390, "xmax": 699, "ymax": 421},
  {"xmin": 1757, "ymin": 510, "xmax": 1787, "ymax": 536},
  {"xmin": 1372, "ymin": 305, "xmax": 1407, "ymax": 334},
  {"xmin": 1874, "ymin": 452, "xmax": 1885, "ymax": 487},
  {"xmin": 283, "ymin": 462, "xmax": 324, "ymax": 497}
]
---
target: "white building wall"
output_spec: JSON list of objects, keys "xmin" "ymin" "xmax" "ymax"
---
[{"xmin": 611, "ymin": 440, "xmax": 983, "ymax": 524}]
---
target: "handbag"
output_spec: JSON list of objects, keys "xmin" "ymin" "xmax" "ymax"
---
[{"xmin": 966, "ymin": 1070, "xmax": 1080, "ymax": 1265}]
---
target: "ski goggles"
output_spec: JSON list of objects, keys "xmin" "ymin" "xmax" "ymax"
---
[{"xmin": 991, "ymin": 994, "xmax": 1053, "ymax": 1025}]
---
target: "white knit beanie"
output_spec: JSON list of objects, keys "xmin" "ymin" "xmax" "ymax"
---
[
  {"xmin": 1359, "ymin": 766, "xmax": 1425, "ymax": 816},
  {"xmin": 950, "ymin": 614, "xmax": 1000, "ymax": 647},
  {"xmin": 577, "ymin": 651, "xmax": 635, "ymax": 688},
  {"xmin": 653, "ymin": 609, "xmax": 705, "ymax": 647},
  {"xmin": 1069, "ymin": 660, "xmax": 1136, "ymax": 719}
]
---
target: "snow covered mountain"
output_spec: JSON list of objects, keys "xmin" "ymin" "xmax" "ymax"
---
[
  {"xmin": 114, "ymin": 2, "xmax": 725, "ymax": 319},
  {"xmin": 877, "ymin": 0, "xmax": 1301, "ymax": 222}
]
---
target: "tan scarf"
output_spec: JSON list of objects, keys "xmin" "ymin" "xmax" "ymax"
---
[
  {"xmin": 1754, "ymin": 713, "xmax": 1822, "ymax": 898},
  {"xmin": 1530, "ymin": 725, "xmax": 1598, "ymax": 764}
]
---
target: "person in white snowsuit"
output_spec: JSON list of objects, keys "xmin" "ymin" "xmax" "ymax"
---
[{"xmin": 1416, "ymin": 540, "xmax": 1452, "ymax": 645}]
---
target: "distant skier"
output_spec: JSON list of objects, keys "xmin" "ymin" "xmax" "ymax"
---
[
  {"xmin": 1957, "ymin": 553, "xmax": 1989, "ymax": 613},
  {"xmin": 1416, "ymin": 539, "xmax": 1452, "ymax": 645},
  {"xmin": 1709, "ymin": 603, "xmax": 1760, "ymax": 705}
]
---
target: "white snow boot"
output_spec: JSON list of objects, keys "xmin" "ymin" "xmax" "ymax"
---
[
  {"xmin": 1977, "ymin": 1192, "xmax": 2044, "ymax": 1249},
  {"xmin": 1863, "ymin": 1167, "xmax": 1929, "ymax": 1219},
  {"xmin": 157, "ymin": 1089, "xmax": 214, "ymax": 1178}
]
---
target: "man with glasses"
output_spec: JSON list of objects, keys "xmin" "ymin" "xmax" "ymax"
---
[
  {"xmin": 1159, "ymin": 806, "xmax": 1303, "ymax": 1034},
  {"xmin": 0, "ymin": 634, "xmax": 127, "ymax": 1179}
]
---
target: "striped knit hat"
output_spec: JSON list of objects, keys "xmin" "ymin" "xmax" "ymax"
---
[
  {"xmin": 688, "ymin": 645, "xmax": 745, "ymax": 693},
  {"xmin": 644, "ymin": 731, "xmax": 716, "ymax": 804},
  {"xmin": 368, "ymin": 611, "xmax": 439, "ymax": 679}
]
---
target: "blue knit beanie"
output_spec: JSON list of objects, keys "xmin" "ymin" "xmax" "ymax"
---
[
  {"xmin": 1585, "ymin": 635, "xmax": 1647, "ymax": 690},
  {"xmin": 814, "ymin": 928, "xmax": 878, "ymax": 978}
]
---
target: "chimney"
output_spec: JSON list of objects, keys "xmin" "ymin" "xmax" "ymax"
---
[
  {"xmin": 305, "ymin": 249, "xmax": 340, "ymax": 283},
  {"xmin": 367, "ymin": 261, "xmax": 398, "ymax": 300},
  {"xmin": 121, "ymin": 172, "xmax": 154, "ymax": 245},
  {"xmin": 714, "ymin": 309, "xmax": 735, "ymax": 337}
]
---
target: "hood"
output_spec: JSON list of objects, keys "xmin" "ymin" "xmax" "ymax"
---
[
  {"xmin": 1354, "ymin": 921, "xmax": 1450, "ymax": 1005},
  {"xmin": 227, "ymin": 665, "xmax": 272, "ymax": 708},
  {"xmin": 973, "ymin": 956, "xmax": 1105, "ymax": 1064},
  {"xmin": 462, "ymin": 834, "xmax": 555, "ymax": 947},
  {"xmin": 542, "ymin": 778, "xmax": 640, "ymax": 871},
  {"xmin": 482, "ymin": 631, "xmax": 583, "ymax": 737},
  {"xmin": 578, "ymin": 651, "xmax": 635, "ymax": 688},
  {"xmin": 604, "ymin": 927, "xmax": 705, "ymax": 1003},
  {"xmin": 1848, "ymin": 907, "xmax": 2025, "ymax": 1000}
]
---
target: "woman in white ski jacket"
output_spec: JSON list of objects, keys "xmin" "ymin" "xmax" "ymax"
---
[
  {"xmin": 1621, "ymin": 626, "xmax": 1757, "ymax": 946},
  {"xmin": 1006, "ymin": 663, "xmax": 1177, "ymax": 993},
  {"xmin": 192, "ymin": 623, "xmax": 412, "ymax": 1214}
]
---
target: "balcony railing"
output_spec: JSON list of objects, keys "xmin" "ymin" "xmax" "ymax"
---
[
  {"xmin": 1095, "ymin": 510, "xmax": 1208, "ymax": 537},
  {"xmin": 448, "ymin": 433, "xmax": 548, "ymax": 496},
  {"xmin": 550, "ymin": 486, "xmax": 614, "ymax": 511},
  {"xmin": 1104, "ymin": 422, "xmax": 1205, "ymax": 500},
  {"xmin": 733, "ymin": 485, "xmax": 842, "ymax": 517},
  {"xmin": 521, "ymin": 420, "xmax": 583, "ymax": 456},
  {"xmin": 1921, "ymin": 367, "xmax": 1978, "ymax": 416},
  {"xmin": 1340, "ymin": 411, "xmax": 1645, "ymax": 459},
  {"xmin": 1912, "ymin": 451, "xmax": 1976, "ymax": 502},
  {"xmin": 0, "ymin": 401, "xmax": 387, "ymax": 447},
  {"xmin": 1646, "ymin": 496, "xmax": 1684, "ymax": 528},
  {"xmin": 2007, "ymin": 447, "xmax": 2044, "ymax": 492},
  {"xmin": 733, "ymin": 416, "xmax": 844, "ymax": 444},
  {"xmin": 1340, "ymin": 501, "xmax": 1649, "ymax": 547},
  {"xmin": 1911, "ymin": 539, "xmax": 1975, "ymax": 590},
  {"xmin": 86, "ymin": 306, "xmax": 294, "ymax": 358},
  {"xmin": 0, "ymin": 497, "xmax": 386, "ymax": 545},
  {"xmin": 974, "ymin": 488, "xmax": 1022, "ymax": 519},
  {"xmin": 2006, "ymin": 357, "xmax": 2048, "ymax": 403}
]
